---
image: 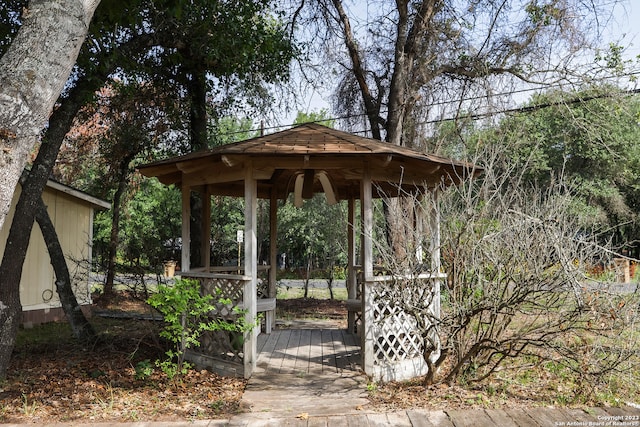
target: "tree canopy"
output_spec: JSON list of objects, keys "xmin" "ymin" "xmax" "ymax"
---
[{"xmin": 484, "ymin": 86, "xmax": 640, "ymax": 249}]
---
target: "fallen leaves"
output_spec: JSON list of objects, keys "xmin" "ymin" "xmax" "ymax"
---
[{"xmin": 1, "ymin": 317, "xmax": 246, "ymax": 424}]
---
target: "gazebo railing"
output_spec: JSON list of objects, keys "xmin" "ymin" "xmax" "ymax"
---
[
  {"xmin": 192, "ymin": 266, "xmax": 276, "ymax": 332},
  {"xmin": 347, "ymin": 265, "xmax": 388, "ymax": 334},
  {"xmin": 362, "ymin": 272, "xmax": 446, "ymax": 382},
  {"xmin": 179, "ymin": 266, "xmax": 274, "ymax": 378},
  {"xmin": 191, "ymin": 265, "xmax": 272, "ymax": 298},
  {"xmin": 180, "ymin": 270, "xmax": 249, "ymax": 377}
]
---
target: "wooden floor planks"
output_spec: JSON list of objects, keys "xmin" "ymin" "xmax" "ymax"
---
[{"xmin": 257, "ymin": 328, "xmax": 362, "ymax": 376}]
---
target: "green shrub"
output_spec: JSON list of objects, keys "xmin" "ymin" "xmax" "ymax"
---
[{"xmin": 147, "ymin": 278, "xmax": 255, "ymax": 381}]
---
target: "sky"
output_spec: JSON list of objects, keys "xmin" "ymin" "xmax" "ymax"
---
[
  {"xmin": 609, "ymin": 1, "xmax": 640, "ymax": 59},
  {"xmin": 282, "ymin": 1, "xmax": 640, "ymax": 128}
]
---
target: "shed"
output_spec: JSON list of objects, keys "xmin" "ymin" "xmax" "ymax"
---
[
  {"xmin": 139, "ymin": 123, "xmax": 477, "ymax": 381},
  {"xmin": 0, "ymin": 178, "xmax": 111, "ymax": 326}
]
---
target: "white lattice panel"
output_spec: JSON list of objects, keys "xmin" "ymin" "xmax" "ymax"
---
[
  {"xmin": 369, "ymin": 284, "xmax": 424, "ymax": 363},
  {"xmin": 363, "ymin": 275, "xmax": 443, "ymax": 382}
]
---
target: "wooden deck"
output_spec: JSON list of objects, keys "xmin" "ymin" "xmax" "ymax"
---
[
  {"xmin": 243, "ymin": 328, "xmax": 369, "ymax": 418},
  {"xmin": 236, "ymin": 328, "xmax": 640, "ymax": 426},
  {"xmin": 255, "ymin": 327, "xmax": 361, "ymax": 375}
]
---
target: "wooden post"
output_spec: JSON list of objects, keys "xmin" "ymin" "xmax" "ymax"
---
[
  {"xmin": 428, "ymin": 190, "xmax": 442, "ymax": 365},
  {"xmin": 268, "ymin": 188, "xmax": 278, "ymax": 330},
  {"xmin": 243, "ymin": 165, "xmax": 257, "ymax": 378},
  {"xmin": 429, "ymin": 190, "xmax": 441, "ymax": 318},
  {"xmin": 201, "ymin": 187, "xmax": 211, "ymax": 270},
  {"xmin": 347, "ymin": 197, "xmax": 357, "ymax": 332},
  {"xmin": 181, "ymin": 184, "xmax": 191, "ymax": 273},
  {"xmin": 361, "ymin": 168, "xmax": 373, "ymax": 280},
  {"xmin": 360, "ymin": 165, "xmax": 374, "ymax": 376},
  {"xmin": 415, "ymin": 194, "xmax": 424, "ymax": 264}
]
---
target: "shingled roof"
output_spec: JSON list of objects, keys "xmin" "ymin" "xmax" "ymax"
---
[{"xmin": 138, "ymin": 123, "xmax": 478, "ymax": 200}]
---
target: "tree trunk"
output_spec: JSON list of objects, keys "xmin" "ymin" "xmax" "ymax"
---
[
  {"xmin": 0, "ymin": 166, "xmax": 48, "ymax": 379},
  {"xmin": 187, "ymin": 71, "xmax": 209, "ymax": 268},
  {"xmin": 188, "ymin": 71, "xmax": 209, "ymax": 151},
  {"xmin": 330, "ymin": 0, "xmax": 383, "ymax": 139},
  {"xmin": 35, "ymin": 199, "xmax": 96, "ymax": 341},
  {"xmin": 0, "ymin": 0, "xmax": 100, "ymax": 232},
  {"xmin": 303, "ymin": 257, "xmax": 311, "ymax": 299},
  {"xmin": 102, "ymin": 161, "xmax": 130, "ymax": 303},
  {"xmin": 0, "ymin": 283, "xmax": 21, "ymax": 380},
  {"xmin": 0, "ymin": 0, "xmax": 100, "ymax": 380}
]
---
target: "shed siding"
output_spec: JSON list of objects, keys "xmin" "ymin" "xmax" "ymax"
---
[{"xmin": 0, "ymin": 185, "xmax": 94, "ymax": 318}]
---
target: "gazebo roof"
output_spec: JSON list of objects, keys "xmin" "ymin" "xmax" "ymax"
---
[{"xmin": 138, "ymin": 123, "xmax": 478, "ymax": 200}]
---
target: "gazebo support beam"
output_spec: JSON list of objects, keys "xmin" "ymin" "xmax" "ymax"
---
[
  {"xmin": 429, "ymin": 191, "xmax": 441, "ymax": 317},
  {"xmin": 415, "ymin": 194, "xmax": 424, "ymax": 263},
  {"xmin": 201, "ymin": 187, "xmax": 211, "ymax": 270},
  {"xmin": 269, "ymin": 188, "xmax": 278, "ymax": 330},
  {"xmin": 181, "ymin": 184, "xmax": 191, "ymax": 272},
  {"xmin": 361, "ymin": 168, "xmax": 373, "ymax": 279},
  {"xmin": 243, "ymin": 166, "xmax": 258, "ymax": 378},
  {"xmin": 361, "ymin": 166, "xmax": 374, "ymax": 375},
  {"xmin": 347, "ymin": 197, "xmax": 357, "ymax": 332}
]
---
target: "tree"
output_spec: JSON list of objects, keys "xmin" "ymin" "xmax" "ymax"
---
[
  {"xmin": 76, "ymin": 82, "xmax": 173, "ymax": 302},
  {"xmin": 2, "ymin": 0, "xmax": 297, "ymax": 307},
  {"xmin": 294, "ymin": 109, "xmax": 335, "ymax": 128},
  {"xmin": 0, "ymin": 0, "xmax": 99, "ymax": 232},
  {"xmin": 278, "ymin": 193, "xmax": 346, "ymax": 297},
  {"xmin": 57, "ymin": 0, "xmax": 297, "ymax": 282},
  {"xmin": 0, "ymin": 0, "xmax": 293, "ymax": 379},
  {"xmin": 124, "ymin": 1, "xmax": 297, "ymax": 268},
  {"xmin": 35, "ymin": 197, "xmax": 96, "ymax": 341},
  {"xmin": 486, "ymin": 87, "xmax": 640, "ymax": 251},
  {"xmin": 437, "ymin": 148, "xmax": 637, "ymax": 387},
  {"xmin": 0, "ymin": 7, "xmax": 157, "ymax": 369},
  {"xmin": 0, "ymin": 0, "xmax": 100, "ymax": 381},
  {"xmin": 300, "ymin": 0, "xmax": 621, "ymax": 253}
]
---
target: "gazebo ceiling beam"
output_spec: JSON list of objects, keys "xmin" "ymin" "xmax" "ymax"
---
[
  {"xmin": 147, "ymin": 157, "xmax": 460, "ymax": 192},
  {"xmin": 221, "ymin": 155, "xmax": 240, "ymax": 167},
  {"xmin": 182, "ymin": 167, "xmax": 274, "ymax": 187},
  {"xmin": 176, "ymin": 157, "xmax": 218, "ymax": 174},
  {"xmin": 198, "ymin": 180, "xmax": 435, "ymax": 201}
]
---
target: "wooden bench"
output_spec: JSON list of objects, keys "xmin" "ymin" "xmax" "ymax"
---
[
  {"xmin": 257, "ymin": 298, "xmax": 276, "ymax": 334},
  {"xmin": 239, "ymin": 298, "xmax": 276, "ymax": 334},
  {"xmin": 346, "ymin": 299, "xmax": 361, "ymax": 334}
]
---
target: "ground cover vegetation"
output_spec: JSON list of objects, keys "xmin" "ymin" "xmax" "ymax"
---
[
  {"xmin": 1, "ymin": 307, "xmax": 247, "ymax": 423},
  {"xmin": 1, "ymin": 0, "xmax": 640, "ymax": 421},
  {"xmin": 1, "ymin": 286, "xmax": 637, "ymax": 423},
  {"xmin": 368, "ymin": 144, "xmax": 640, "ymax": 402}
]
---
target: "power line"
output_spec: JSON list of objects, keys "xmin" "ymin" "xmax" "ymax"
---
[
  {"xmin": 423, "ymin": 86, "xmax": 640, "ymax": 125},
  {"xmin": 215, "ymin": 72, "xmax": 640, "ymax": 139}
]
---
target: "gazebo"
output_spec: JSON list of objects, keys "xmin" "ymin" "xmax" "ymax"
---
[{"xmin": 138, "ymin": 123, "xmax": 476, "ymax": 381}]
